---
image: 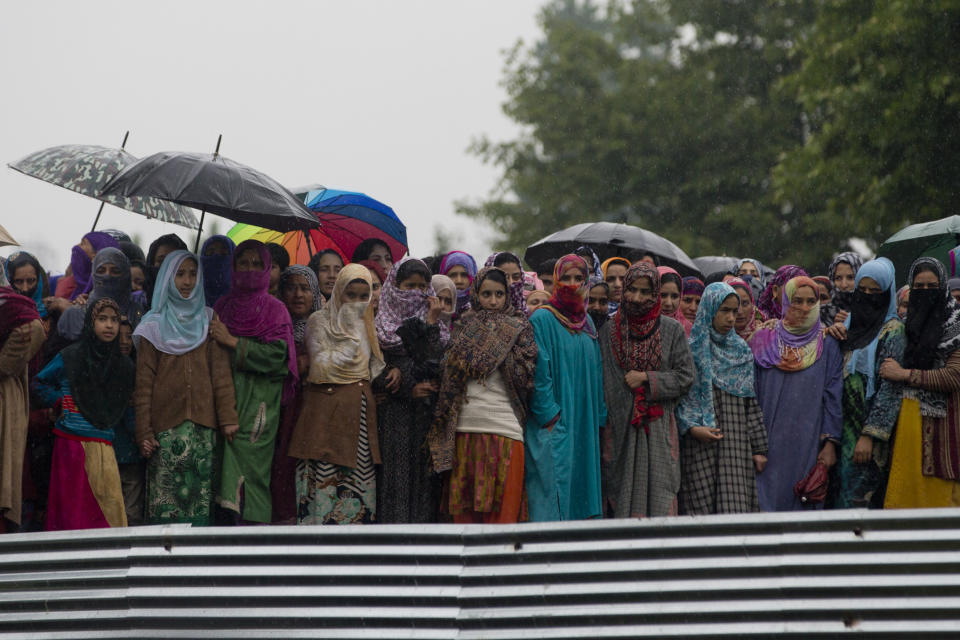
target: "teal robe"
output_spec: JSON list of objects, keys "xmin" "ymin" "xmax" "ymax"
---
[{"xmin": 524, "ymin": 309, "xmax": 607, "ymax": 521}]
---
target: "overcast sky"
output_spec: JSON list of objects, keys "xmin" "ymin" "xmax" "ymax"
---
[{"xmin": 1, "ymin": 0, "xmax": 545, "ymax": 273}]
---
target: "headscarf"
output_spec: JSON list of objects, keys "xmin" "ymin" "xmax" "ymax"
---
[
  {"xmin": 117, "ymin": 240, "xmax": 145, "ymax": 265},
  {"xmin": 431, "ymin": 274, "xmax": 456, "ymax": 328},
  {"xmin": 376, "ymin": 257, "xmax": 448, "ymax": 348},
  {"xmin": 60, "ymin": 298, "xmax": 135, "ymax": 430},
  {"xmin": 657, "ymin": 266, "xmax": 692, "ymax": 336},
  {"xmin": 574, "ymin": 245, "xmax": 603, "ymax": 282},
  {"xmin": 610, "ymin": 262, "xmax": 663, "ymax": 431},
  {"xmin": 0, "ymin": 286, "xmax": 40, "ymax": 345},
  {"xmin": 0, "ymin": 258, "xmax": 8, "ymax": 288},
  {"xmin": 484, "ymin": 251, "xmax": 528, "ymax": 314},
  {"xmin": 305, "ymin": 264, "xmax": 384, "ymax": 385},
  {"xmin": 813, "ymin": 275, "xmax": 833, "ymax": 297},
  {"xmin": 676, "ymin": 283, "xmax": 756, "ymax": 434},
  {"xmin": 200, "ymin": 235, "xmax": 236, "ymax": 308},
  {"xmin": 428, "ymin": 266, "xmax": 538, "ymax": 472},
  {"xmin": 751, "ymin": 276, "xmax": 824, "ymax": 372},
  {"xmin": 134, "ymin": 250, "xmax": 212, "ymax": 355},
  {"xmin": 728, "ymin": 277, "xmax": 763, "ymax": 342},
  {"xmin": 757, "ymin": 265, "xmax": 808, "ymax": 319},
  {"xmin": 821, "ymin": 252, "xmax": 864, "ymax": 325},
  {"xmin": 735, "ymin": 258, "xmax": 766, "ymax": 287},
  {"xmin": 682, "ymin": 276, "xmax": 705, "ymax": 298},
  {"xmin": 214, "ymin": 240, "xmax": 298, "ymax": 400},
  {"xmin": 357, "ymin": 259, "xmax": 387, "ymax": 287},
  {"xmin": 58, "ymin": 248, "xmax": 145, "ymax": 341},
  {"xmin": 523, "ymin": 271, "xmax": 543, "ymax": 297},
  {"xmin": 601, "ymin": 256, "xmax": 631, "ymax": 279},
  {"xmin": 903, "ymin": 257, "xmax": 960, "ymax": 376},
  {"xmin": 4, "ymin": 251, "xmax": 48, "ymax": 317},
  {"xmin": 949, "ymin": 245, "xmax": 960, "ymax": 277},
  {"xmin": 539, "ymin": 254, "xmax": 596, "ymax": 338},
  {"xmin": 896, "ymin": 285, "xmax": 910, "ymax": 321},
  {"xmin": 842, "ymin": 257, "xmax": 899, "ymax": 400},
  {"xmin": 526, "ymin": 290, "xmax": 550, "ymax": 316},
  {"xmin": 144, "ymin": 233, "xmax": 188, "ymax": 306},
  {"xmin": 279, "ymin": 265, "xmax": 323, "ymax": 345},
  {"xmin": 439, "ymin": 250, "xmax": 478, "ymax": 317},
  {"xmin": 70, "ymin": 231, "xmax": 119, "ymax": 300}
]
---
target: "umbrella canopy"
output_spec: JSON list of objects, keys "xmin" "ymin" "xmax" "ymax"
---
[
  {"xmin": 878, "ymin": 215, "xmax": 960, "ymax": 285},
  {"xmin": 0, "ymin": 223, "xmax": 18, "ymax": 248},
  {"xmin": 694, "ymin": 256, "xmax": 739, "ymax": 278},
  {"xmin": 8, "ymin": 144, "xmax": 199, "ymax": 230},
  {"xmin": 226, "ymin": 224, "xmax": 346, "ymax": 266},
  {"xmin": 100, "ymin": 151, "xmax": 320, "ymax": 235},
  {"xmin": 523, "ymin": 222, "xmax": 702, "ymax": 277},
  {"xmin": 305, "ymin": 188, "xmax": 407, "ymax": 261}
]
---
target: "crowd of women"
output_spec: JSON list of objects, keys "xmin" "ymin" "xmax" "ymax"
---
[{"xmin": 2, "ymin": 228, "xmax": 960, "ymax": 533}]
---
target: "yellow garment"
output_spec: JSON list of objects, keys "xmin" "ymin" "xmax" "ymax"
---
[
  {"xmin": 884, "ymin": 398, "xmax": 960, "ymax": 509},
  {"xmin": 82, "ymin": 440, "xmax": 128, "ymax": 527}
]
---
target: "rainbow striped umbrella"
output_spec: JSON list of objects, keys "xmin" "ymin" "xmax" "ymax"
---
[{"xmin": 226, "ymin": 224, "xmax": 346, "ymax": 266}]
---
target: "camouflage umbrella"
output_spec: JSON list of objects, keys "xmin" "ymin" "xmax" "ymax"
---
[{"xmin": 8, "ymin": 141, "xmax": 200, "ymax": 231}]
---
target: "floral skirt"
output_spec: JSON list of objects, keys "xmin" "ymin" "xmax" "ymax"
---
[
  {"xmin": 296, "ymin": 394, "xmax": 376, "ymax": 524},
  {"xmin": 447, "ymin": 432, "xmax": 526, "ymax": 523},
  {"xmin": 146, "ymin": 421, "xmax": 217, "ymax": 526}
]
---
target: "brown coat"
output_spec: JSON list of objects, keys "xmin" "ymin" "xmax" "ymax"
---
[
  {"xmin": 134, "ymin": 335, "xmax": 238, "ymax": 443},
  {"xmin": 288, "ymin": 380, "xmax": 380, "ymax": 467}
]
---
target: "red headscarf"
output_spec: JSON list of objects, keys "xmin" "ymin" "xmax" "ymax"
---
[{"xmin": 540, "ymin": 254, "xmax": 596, "ymax": 338}]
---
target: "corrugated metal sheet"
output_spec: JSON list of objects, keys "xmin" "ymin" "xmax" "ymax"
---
[{"xmin": 4, "ymin": 508, "xmax": 960, "ymax": 638}]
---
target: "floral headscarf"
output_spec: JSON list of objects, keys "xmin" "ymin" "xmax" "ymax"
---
[
  {"xmin": 539, "ymin": 254, "xmax": 595, "ymax": 338},
  {"xmin": 279, "ymin": 265, "xmax": 323, "ymax": 345},
  {"xmin": 376, "ymin": 257, "xmax": 448, "ymax": 348},
  {"xmin": 757, "ymin": 265, "xmax": 809, "ymax": 320},
  {"xmin": 750, "ymin": 276, "xmax": 824, "ymax": 372}
]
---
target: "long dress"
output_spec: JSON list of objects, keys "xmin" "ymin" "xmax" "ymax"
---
[
  {"xmin": 754, "ymin": 337, "xmax": 843, "ymax": 511},
  {"xmin": 525, "ymin": 309, "xmax": 606, "ymax": 521},
  {"xmin": 599, "ymin": 316, "xmax": 694, "ymax": 518},
  {"xmin": 217, "ymin": 337, "xmax": 289, "ymax": 523}
]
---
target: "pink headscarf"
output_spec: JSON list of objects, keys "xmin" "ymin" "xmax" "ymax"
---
[{"xmin": 657, "ymin": 266, "xmax": 692, "ymax": 335}]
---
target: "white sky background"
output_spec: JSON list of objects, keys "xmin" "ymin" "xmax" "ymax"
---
[{"xmin": 0, "ymin": 0, "xmax": 545, "ymax": 273}]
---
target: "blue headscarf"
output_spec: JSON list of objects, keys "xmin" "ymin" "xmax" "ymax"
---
[
  {"xmin": 4, "ymin": 251, "xmax": 47, "ymax": 318},
  {"xmin": 676, "ymin": 282, "xmax": 756, "ymax": 435},
  {"xmin": 200, "ymin": 235, "xmax": 235, "ymax": 308},
  {"xmin": 844, "ymin": 257, "xmax": 899, "ymax": 400},
  {"xmin": 133, "ymin": 250, "xmax": 212, "ymax": 355}
]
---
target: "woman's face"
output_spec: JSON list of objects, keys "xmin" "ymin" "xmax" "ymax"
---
[
  {"xmin": 174, "ymin": 258, "xmax": 198, "ymax": 299},
  {"xmin": 833, "ymin": 262, "xmax": 856, "ymax": 292},
  {"xmin": 816, "ymin": 282, "xmax": 831, "ymax": 303},
  {"xmin": 315, "ymin": 253, "xmax": 343, "ymax": 297},
  {"xmin": 738, "ymin": 262, "xmax": 759, "ymax": 278},
  {"xmin": 118, "ymin": 324, "xmax": 133, "ymax": 357},
  {"xmin": 785, "ymin": 285, "xmax": 818, "ymax": 325},
  {"xmin": 605, "ymin": 264, "xmax": 627, "ymax": 302},
  {"xmin": 498, "ymin": 261, "xmax": 524, "ymax": 285},
  {"xmin": 130, "ymin": 265, "xmax": 145, "ymax": 292},
  {"xmin": 369, "ymin": 272, "xmax": 383, "ymax": 314},
  {"xmin": 236, "ymin": 249, "xmax": 265, "ymax": 272},
  {"xmin": 912, "ymin": 269, "xmax": 940, "ymax": 291},
  {"xmin": 587, "ymin": 284, "xmax": 609, "ymax": 314},
  {"xmin": 342, "ymin": 281, "xmax": 371, "ymax": 303},
  {"xmin": 624, "ymin": 276, "xmax": 654, "ymax": 305},
  {"xmin": 11, "ymin": 264, "xmax": 38, "ymax": 296},
  {"xmin": 93, "ymin": 306, "xmax": 120, "ymax": 342},
  {"xmin": 734, "ymin": 287, "xmax": 753, "ymax": 329},
  {"xmin": 477, "ymin": 278, "xmax": 507, "ymax": 311},
  {"xmin": 660, "ymin": 280, "xmax": 680, "ymax": 315},
  {"xmin": 712, "ymin": 294, "xmax": 740, "ymax": 334},
  {"xmin": 858, "ymin": 276, "xmax": 882, "ymax": 295},
  {"xmin": 204, "ymin": 239, "xmax": 229, "ymax": 257},
  {"xmin": 680, "ymin": 293, "xmax": 700, "ymax": 323},
  {"xmin": 367, "ymin": 244, "xmax": 393, "ymax": 275},
  {"xmin": 558, "ymin": 267, "xmax": 586, "ymax": 287},
  {"xmin": 152, "ymin": 243, "xmax": 177, "ymax": 268},
  {"xmin": 281, "ymin": 274, "xmax": 314, "ymax": 319},
  {"xmin": 95, "ymin": 261, "xmax": 123, "ymax": 279},
  {"xmin": 398, "ymin": 273, "xmax": 428, "ymax": 292},
  {"xmin": 447, "ymin": 266, "xmax": 471, "ymax": 291},
  {"xmin": 526, "ymin": 290, "xmax": 550, "ymax": 311},
  {"xmin": 80, "ymin": 237, "xmax": 96, "ymax": 260},
  {"xmin": 437, "ymin": 289, "xmax": 454, "ymax": 313}
]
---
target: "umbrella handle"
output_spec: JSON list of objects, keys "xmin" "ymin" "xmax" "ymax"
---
[
  {"xmin": 194, "ymin": 208, "xmax": 207, "ymax": 253},
  {"xmin": 91, "ymin": 201, "xmax": 106, "ymax": 232}
]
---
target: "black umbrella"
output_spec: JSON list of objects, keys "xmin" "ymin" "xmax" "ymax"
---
[
  {"xmin": 523, "ymin": 222, "xmax": 702, "ymax": 277},
  {"xmin": 99, "ymin": 136, "xmax": 319, "ymax": 251}
]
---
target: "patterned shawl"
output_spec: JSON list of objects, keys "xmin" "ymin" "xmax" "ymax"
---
[
  {"xmin": 751, "ymin": 276, "xmax": 824, "ymax": 372},
  {"xmin": 133, "ymin": 250, "xmax": 212, "ymax": 355},
  {"xmin": 439, "ymin": 250, "xmax": 477, "ymax": 317},
  {"xmin": 676, "ymin": 283, "xmax": 756, "ymax": 434},
  {"xmin": 757, "ymin": 265, "xmax": 809, "ymax": 320},
  {"xmin": 376, "ymin": 256, "xmax": 448, "ymax": 348},
  {"xmin": 657, "ymin": 266, "xmax": 692, "ymax": 336},
  {"xmin": 280, "ymin": 265, "xmax": 323, "ymax": 345},
  {"xmin": 428, "ymin": 267, "xmax": 538, "ymax": 472},
  {"xmin": 540, "ymin": 254, "xmax": 596, "ymax": 338}
]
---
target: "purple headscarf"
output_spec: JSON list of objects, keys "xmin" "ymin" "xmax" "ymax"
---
[
  {"xmin": 376, "ymin": 256, "xmax": 449, "ymax": 348},
  {"xmin": 439, "ymin": 250, "xmax": 478, "ymax": 316},
  {"xmin": 213, "ymin": 240, "xmax": 298, "ymax": 401},
  {"xmin": 682, "ymin": 276, "xmax": 705, "ymax": 297},
  {"xmin": 757, "ymin": 265, "xmax": 808, "ymax": 320},
  {"xmin": 70, "ymin": 231, "xmax": 120, "ymax": 300}
]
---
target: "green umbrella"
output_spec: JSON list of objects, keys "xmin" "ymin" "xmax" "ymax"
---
[{"xmin": 877, "ymin": 215, "xmax": 960, "ymax": 286}]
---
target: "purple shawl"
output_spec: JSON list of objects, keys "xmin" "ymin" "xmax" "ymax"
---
[
  {"xmin": 70, "ymin": 232, "xmax": 120, "ymax": 300},
  {"xmin": 213, "ymin": 240, "xmax": 298, "ymax": 400},
  {"xmin": 757, "ymin": 264, "xmax": 808, "ymax": 319},
  {"xmin": 376, "ymin": 256, "xmax": 449, "ymax": 348}
]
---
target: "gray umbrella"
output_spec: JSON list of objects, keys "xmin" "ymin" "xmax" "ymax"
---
[
  {"xmin": 8, "ymin": 142, "xmax": 200, "ymax": 231},
  {"xmin": 523, "ymin": 222, "xmax": 702, "ymax": 277},
  {"xmin": 694, "ymin": 256, "xmax": 740, "ymax": 278}
]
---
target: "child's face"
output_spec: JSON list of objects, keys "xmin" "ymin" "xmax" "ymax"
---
[
  {"xmin": 93, "ymin": 307, "xmax": 120, "ymax": 343},
  {"xmin": 118, "ymin": 324, "xmax": 133, "ymax": 356},
  {"xmin": 477, "ymin": 278, "xmax": 507, "ymax": 311},
  {"xmin": 175, "ymin": 258, "xmax": 198, "ymax": 299}
]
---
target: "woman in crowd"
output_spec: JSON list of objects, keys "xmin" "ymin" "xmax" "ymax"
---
[
  {"xmin": 429, "ymin": 267, "xmax": 538, "ymax": 523},
  {"xmin": 133, "ymin": 250, "xmax": 239, "ymax": 526},
  {"xmin": 5, "ymin": 252, "xmax": 49, "ymax": 320},
  {"xmin": 486, "ymin": 252, "xmax": 527, "ymax": 314},
  {"xmin": 657, "ymin": 266, "xmax": 692, "ymax": 336},
  {"xmin": 210, "ymin": 240, "xmax": 296, "ymax": 524},
  {"xmin": 35, "ymin": 298, "xmax": 132, "ymax": 529},
  {"xmin": 352, "ymin": 238, "xmax": 394, "ymax": 276},
  {"xmin": 357, "ymin": 260, "xmax": 387, "ymax": 315},
  {"xmin": 430, "ymin": 273, "xmax": 456, "ymax": 332},
  {"xmin": 680, "ymin": 276, "xmax": 704, "ymax": 326},
  {"xmin": 309, "ymin": 249, "xmax": 345, "ymax": 302},
  {"xmin": 200, "ymin": 235, "xmax": 235, "ymax": 308},
  {"xmin": 374, "ymin": 257, "xmax": 447, "ymax": 523},
  {"xmin": 825, "ymin": 258, "xmax": 904, "ymax": 509},
  {"xmin": 677, "ymin": 282, "xmax": 768, "ymax": 514},
  {"xmin": 58, "ymin": 248, "xmax": 144, "ymax": 342},
  {"xmin": 813, "ymin": 276, "xmax": 833, "ymax": 306},
  {"xmin": 600, "ymin": 262, "xmax": 694, "ymax": 518},
  {"xmin": 757, "ymin": 265, "xmax": 808, "ymax": 321},
  {"xmin": 727, "ymin": 277, "xmax": 763, "ymax": 343},
  {"xmin": 439, "ymin": 250, "xmax": 477, "ymax": 318},
  {"xmin": 752, "ymin": 276, "xmax": 842, "ymax": 511},
  {"xmin": 821, "ymin": 252, "xmax": 863, "ymax": 325},
  {"xmin": 526, "ymin": 290, "xmax": 550, "ymax": 315},
  {"xmin": 587, "ymin": 280, "xmax": 610, "ymax": 332},
  {"xmin": 289, "ymin": 264, "xmax": 384, "ymax": 524},
  {"xmin": 897, "ymin": 285, "xmax": 910, "ymax": 320},
  {"xmin": 526, "ymin": 255, "xmax": 607, "ymax": 521},
  {"xmin": 143, "ymin": 234, "xmax": 188, "ymax": 308},
  {"xmin": 881, "ymin": 258, "xmax": 960, "ymax": 508},
  {"xmin": 734, "ymin": 259, "xmax": 765, "ymax": 301},
  {"xmin": 50, "ymin": 231, "xmax": 119, "ymax": 306},
  {"xmin": 601, "ymin": 257, "xmax": 630, "ymax": 314}
]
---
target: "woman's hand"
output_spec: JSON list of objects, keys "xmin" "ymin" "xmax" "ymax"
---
[
  {"xmin": 222, "ymin": 424, "xmax": 239, "ymax": 442},
  {"xmin": 825, "ymin": 323, "xmax": 847, "ymax": 340},
  {"xmin": 425, "ymin": 296, "xmax": 442, "ymax": 325},
  {"xmin": 210, "ymin": 317, "xmax": 239, "ymax": 350},
  {"xmin": 384, "ymin": 367, "xmax": 401, "ymax": 393},
  {"xmin": 624, "ymin": 370, "xmax": 648, "ymax": 390},
  {"xmin": 834, "ymin": 309, "xmax": 849, "ymax": 324},
  {"xmin": 139, "ymin": 437, "xmax": 159, "ymax": 458},
  {"xmin": 879, "ymin": 358, "xmax": 909, "ymax": 383},
  {"xmin": 412, "ymin": 381, "xmax": 439, "ymax": 398},
  {"xmin": 690, "ymin": 426, "xmax": 723, "ymax": 443},
  {"xmin": 42, "ymin": 296, "xmax": 71, "ymax": 314},
  {"xmin": 73, "ymin": 293, "xmax": 88, "ymax": 306},
  {"xmin": 853, "ymin": 434, "xmax": 874, "ymax": 464},
  {"xmin": 818, "ymin": 440, "xmax": 838, "ymax": 469},
  {"xmin": 753, "ymin": 454, "xmax": 767, "ymax": 473}
]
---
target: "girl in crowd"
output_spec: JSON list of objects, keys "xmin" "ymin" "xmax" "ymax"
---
[
  {"xmin": 357, "ymin": 260, "xmax": 387, "ymax": 316},
  {"xmin": 757, "ymin": 265, "xmax": 808, "ymax": 321},
  {"xmin": 210, "ymin": 240, "xmax": 296, "ymax": 524},
  {"xmin": 897, "ymin": 286, "xmax": 910, "ymax": 320},
  {"xmin": 429, "ymin": 267, "xmax": 538, "ymax": 523},
  {"xmin": 430, "ymin": 274, "xmax": 457, "ymax": 332},
  {"xmin": 727, "ymin": 278, "xmax": 764, "ymax": 343},
  {"xmin": 271, "ymin": 265, "xmax": 323, "ymax": 523},
  {"xmin": 600, "ymin": 263, "xmax": 694, "ymax": 518},
  {"xmin": 439, "ymin": 250, "xmax": 477, "ymax": 318},
  {"xmin": 825, "ymin": 258, "xmax": 904, "ymax": 509},
  {"xmin": 374, "ymin": 258, "xmax": 448, "ymax": 523},
  {"xmin": 587, "ymin": 280, "xmax": 610, "ymax": 331},
  {"xmin": 352, "ymin": 238, "xmax": 394, "ymax": 276},
  {"xmin": 821, "ymin": 252, "xmax": 863, "ymax": 325},
  {"xmin": 677, "ymin": 283, "xmax": 768, "ymax": 515},
  {"xmin": 881, "ymin": 258, "xmax": 960, "ymax": 508},
  {"xmin": 143, "ymin": 234, "xmax": 188, "ymax": 307},
  {"xmin": 601, "ymin": 257, "xmax": 630, "ymax": 314},
  {"xmin": 309, "ymin": 249, "xmax": 345, "ymax": 302},
  {"xmin": 657, "ymin": 266, "xmax": 692, "ymax": 335},
  {"xmin": 35, "ymin": 298, "xmax": 132, "ymax": 530},
  {"xmin": 265, "ymin": 243, "xmax": 290, "ymax": 297},
  {"xmin": 752, "ymin": 276, "xmax": 842, "ymax": 511},
  {"xmin": 0, "ymin": 285, "xmax": 44, "ymax": 530},
  {"xmin": 680, "ymin": 276, "xmax": 704, "ymax": 325},
  {"xmin": 813, "ymin": 276, "xmax": 833, "ymax": 305},
  {"xmin": 58, "ymin": 248, "xmax": 144, "ymax": 342},
  {"xmin": 134, "ymin": 250, "xmax": 239, "ymax": 526},
  {"xmin": 485, "ymin": 252, "xmax": 527, "ymax": 314},
  {"xmin": 526, "ymin": 290, "xmax": 550, "ymax": 315},
  {"xmin": 289, "ymin": 265, "xmax": 384, "ymax": 524},
  {"xmin": 526, "ymin": 255, "xmax": 607, "ymax": 521},
  {"xmin": 200, "ymin": 235, "xmax": 235, "ymax": 308}
]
